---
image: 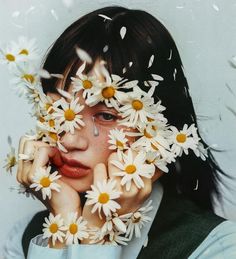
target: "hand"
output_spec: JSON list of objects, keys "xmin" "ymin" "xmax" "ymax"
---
[{"xmin": 16, "ymin": 136, "xmax": 81, "ymax": 247}]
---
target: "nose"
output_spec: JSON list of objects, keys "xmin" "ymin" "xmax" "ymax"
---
[{"xmin": 60, "ymin": 128, "xmax": 89, "ymax": 151}]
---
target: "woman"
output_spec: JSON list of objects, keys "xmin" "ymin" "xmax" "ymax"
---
[{"xmin": 3, "ymin": 6, "xmax": 236, "ymax": 259}]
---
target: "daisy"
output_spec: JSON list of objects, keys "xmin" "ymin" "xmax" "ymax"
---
[
  {"xmin": 3, "ymin": 136, "xmax": 17, "ymax": 173},
  {"xmin": 169, "ymin": 124, "xmax": 198, "ymax": 157},
  {"xmin": 42, "ymin": 213, "xmax": 66, "ymax": 246},
  {"xmin": 89, "ymin": 228, "xmax": 128, "ymax": 245},
  {"xmin": 0, "ymin": 42, "xmax": 19, "ymax": 68},
  {"xmin": 108, "ymin": 128, "xmax": 129, "ymax": 160},
  {"xmin": 52, "ymin": 96, "xmax": 85, "ymax": 134},
  {"xmin": 101, "ymin": 212, "xmax": 127, "ymax": 234},
  {"xmin": 120, "ymin": 200, "xmax": 153, "ymax": 240},
  {"xmin": 64, "ymin": 212, "xmax": 89, "ymax": 245},
  {"xmin": 71, "ymin": 61, "xmax": 99, "ymax": 99},
  {"xmin": 111, "ymin": 148, "xmax": 155, "ymax": 191},
  {"xmin": 86, "ymin": 64, "xmax": 137, "ymax": 110},
  {"xmin": 30, "ymin": 166, "xmax": 61, "ymax": 200},
  {"xmin": 85, "ymin": 179, "xmax": 122, "ymax": 218},
  {"xmin": 118, "ymin": 87, "xmax": 159, "ymax": 128}
]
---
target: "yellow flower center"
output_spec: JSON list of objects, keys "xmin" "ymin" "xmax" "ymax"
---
[
  {"xmin": 132, "ymin": 100, "xmax": 143, "ymax": 110},
  {"xmin": 9, "ymin": 156, "xmax": 16, "ymax": 167},
  {"xmin": 64, "ymin": 109, "xmax": 76, "ymax": 121},
  {"xmin": 69, "ymin": 223, "xmax": 78, "ymax": 234},
  {"xmin": 146, "ymin": 159, "xmax": 155, "ymax": 164},
  {"xmin": 176, "ymin": 133, "xmax": 187, "ymax": 143},
  {"xmin": 83, "ymin": 79, "xmax": 93, "ymax": 89},
  {"xmin": 102, "ymin": 86, "xmax": 115, "ymax": 99},
  {"xmin": 40, "ymin": 177, "xmax": 51, "ymax": 187},
  {"xmin": 48, "ymin": 119, "xmax": 55, "ymax": 127},
  {"xmin": 132, "ymin": 212, "xmax": 142, "ymax": 223},
  {"xmin": 39, "ymin": 116, "xmax": 45, "ymax": 123},
  {"xmin": 19, "ymin": 49, "xmax": 29, "ymax": 55},
  {"xmin": 151, "ymin": 143, "xmax": 159, "ymax": 151},
  {"xmin": 116, "ymin": 140, "xmax": 124, "ymax": 148},
  {"xmin": 125, "ymin": 164, "xmax": 136, "ymax": 174},
  {"xmin": 98, "ymin": 193, "xmax": 110, "ymax": 204},
  {"xmin": 45, "ymin": 103, "xmax": 54, "ymax": 114},
  {"xmin": 49, "ymin": 223, "xmax": 58, "ymax": 233},
  {"xmin": 49, "ymin": 132, "xmax": 58, "ymax": 141},
  {"xmin": 147, "ymin": 117, "xmax": 154, "ymax": 122},
  {"xmin": 5, "ymin": 54, "xmax": 15, "ymax": 62},
  {"xmin": 144, "ymin": 129, "xmax": 152, "ymax": 138},
  {"xmin": 22, "ymin": 74, "xmax": 35, "ymax": 84}
]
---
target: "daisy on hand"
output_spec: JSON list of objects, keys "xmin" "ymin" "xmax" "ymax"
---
[
  {"xmin": 111, "ymin": 148, "xmax": 155, "ymax": 191},
  {"xmin": 42, "ymin": 213, "xmax": 66, "ymax": 246},
  {"xmin": 85, "ymin": 179, "xmax": 122, "ymax": 218},
  {"xmin": 64, "ymin": 212, "xmax": 89, "ymax": 245},
  {"xmin": 30, "ymin": 166, "xmax": 61, "ymax": 200}
]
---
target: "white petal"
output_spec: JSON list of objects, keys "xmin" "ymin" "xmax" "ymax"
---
[{"xmin": 120, "ymin": 26, "xmax": 127, "ymax": 39}]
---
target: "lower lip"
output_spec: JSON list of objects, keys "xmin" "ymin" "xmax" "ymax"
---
[{"xmin": 58, "ymin": 164, "xmax": 90, "ymax": 179}]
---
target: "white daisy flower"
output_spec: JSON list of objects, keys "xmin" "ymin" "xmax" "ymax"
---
[
  {"xmin": 101, "ymin": 212, "xmax": 127, "ymax": 234},
  {"xmin": 89, "ymin": 228, "xmax": 128, "ymax": 245},
  {"xmin": 120, "ymin": 200, "xmax": 153, "ymax": 240},
  {"xmin": 118, "ymin": 87, "xmax": 159, "ymax": 128},
  {"xmin": 108, "ymin": 128, "xmax": 129, "ymax": 160},
  {"xmin": 0, "ymin": 42, "xmax": 19, "ymax": 68},
  {"xmin": 86, "ymin": 64, "xmax": 137, "ymax": 110},
  {"xmin": 52, "ymin": 96, "xmax": 85, "ymax": 134},
  {"xmin": 64, "ymin": 212, "xmax": 89, "ymax": 245},
  {"xmin": 3, "ymin": 136, "xmax": 17, "ymax": 173},
  {"xmin": 169, "ymin": 124, "xmax": 198, "ymax": 157},
  {"xmin": 193, "ymin": 141, "xmax": 208, "ymax": 161},
  {"xmin": 111, "ymin": 148, "xmax": 155, "ymax": 191},
  {"xmin": 85, "ymin": 179, "xmax": 122, "ymax": 218},
  {"xmin": 38, "ymin": 94, "xmax": 54, "ymax": 116},
  {"xmin": 71, "ymin": 61, "xmax": 99, "ymax": 99},
  {"xmin": 30, "ymin": 166, "xmax": 61, "ymax": 200},
  {"xmin": 42, "ymin": 213, "xmax": 66, "ymax": 246}
]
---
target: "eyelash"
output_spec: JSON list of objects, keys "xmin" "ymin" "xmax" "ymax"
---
[{"xmin": 95, "ymin": 112, "xmax": 118, "ymax": 122}]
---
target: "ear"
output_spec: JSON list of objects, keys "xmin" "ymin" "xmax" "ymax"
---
[{"xmin": 152, "ymin": 168, "xmax": 164, "ymax": 183}]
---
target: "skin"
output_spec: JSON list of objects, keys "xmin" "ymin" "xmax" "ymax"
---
[{"xmin": 16, "ymin": 61, "xmax": 163, "ymax": 248}]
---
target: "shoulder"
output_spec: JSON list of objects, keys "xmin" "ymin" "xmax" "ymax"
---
[{"xmin": 2, "ymin": 212, "xmax": 38, "ymax": 259}]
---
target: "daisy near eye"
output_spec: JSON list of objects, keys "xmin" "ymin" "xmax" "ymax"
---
[
  {"xmin": 30, "ymin": 166, "xmax": 61, "ymax": 200},
  {"xmin": 85, "ymin": 179, "xmax": 122, "ymax": 218},
  {"xmin": 64, "ymin": 212, "xmax": 89, "ymax": 245},
  {"xmin": 42, "ymin": 213, "xmax": 66, "ymax": 246},
  {"xmin": 52, "ymin": 96, "xmax": 85, "ymax": 134},
  {"xmin": 111, "ymin": 148, "xmax": 155, "ymax": 191}
]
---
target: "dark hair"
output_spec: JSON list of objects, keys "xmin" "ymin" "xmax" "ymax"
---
[{"xmin": 41, "ymin": 6, "xmax": 224, "ymax": 210}]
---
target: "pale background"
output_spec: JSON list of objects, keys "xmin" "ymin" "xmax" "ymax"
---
[{"xmin": 0, "ymin": 0, "xmax": 236, "ymax": 256}]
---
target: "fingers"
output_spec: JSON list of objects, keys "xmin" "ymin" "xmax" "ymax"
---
[
  {"xmin": 93, "ymin": 163, "xmax": 108, "ymax": 185},
  {"xmin": 17, "ymin": 136, "xmax": 28, "ymax": 182}
]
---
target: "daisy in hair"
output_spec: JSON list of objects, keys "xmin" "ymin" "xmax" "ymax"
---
[
  {"xmin": 85, "ymin": 63, "xmax": 138, "ymax": 110},
  {"xmin": 108, "ymin": 128, "xmax": 129, "ymax": 160},
  {"xmin": 85, "ymin": 179, "xmax": 122, "ymax": 218},
  {"xmin": 52, "ymin": 96, "xmax": 85, "ymax": 134},
  {"xmin": 71, "ymin": 61, "xmax": 99, "ymax": 99},
  {"xmin": 89, "ymin": 227, "xmax": 128, "ymax": 245},
  {"xmin": 38, "ymin": 94, "xmax": 55, "ymax": 116},
  {"xmin": 120, "ymin": 200, "xmax": 153, "ymax": 240},
  {"xmin": 64, "ymin": 212, "xmax": 89, "ymax": 245},
  {"xmin": 130, "ymin": 120, "xmax": 172, "ymax": 160},
  {"xmin": 0, "ymin": 42, "xmax": 20, "ymax": 68},
  {"xmin": 117, "ymin": 86, "xmax": 159, "ymax": 128},
  {"xmin": 169, "ymin": 123, "xmax": 199, "ymax": 157},
  {"xmin": 101, "ymin": 212, "xmax": 127, "ymax": 234},
  {"xmin": 42, "ymin": 213, "xmax": 66, "ymax": 246},
  {"xmin": 30, "ymin": 166, "xmax": 61, "ymax": 200},
  {"xmin": 25, "ymin": 83, "xmax": 44, "ymax": 112},
  {"xmin": 111, "ymin": 148, "xmax": 155, "ymax": 191}
]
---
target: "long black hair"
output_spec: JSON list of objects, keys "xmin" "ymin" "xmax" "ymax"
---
[{"xmin": 41, "ymin": 6, "xmax": 224, "ymax": 210}]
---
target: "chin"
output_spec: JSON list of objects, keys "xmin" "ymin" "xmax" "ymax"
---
[{"xmin": 60, "ymin": 175, "xmax": 93, "ymax": 193}]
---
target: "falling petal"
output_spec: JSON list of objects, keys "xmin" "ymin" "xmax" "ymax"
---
[
  {"xmin": 229, "ymin": 55, "xmax": 236, "ymax": 68},
  {"xmin": 57, "ymin": 88, "xmax": 72, "ymax": 99},
  {"xmin": 25, "ymin": 6, "xmax": 35, "ymax": 15},
  {"xmin": 148, "ymin": 55, "xmax": 154, "ymax": 68},
  {"xmin": 75, "ymin": 47, "xmax": 92, "ymax": 63},
  {"xmin": 151, "ymin": 74, "xmax": 164, "ymax": 81},
  {"xmin": 51, "ymin": 73, "xmax": 64, "ymax": 79},
  {"xmin": 120, "ymin": 26, "xmax": 127, "ymax": 39},
  {"xmin": 226, "ymin": 106, "xmax": 236, "ymax": 117},
  {"xmin": 103, "ymin": 45, "xmax": 109, "ymax": 53},
  {"xmin": 123, "ymin": 67, "xmax": 127, "ymax": 74},
  {"xmin": 193, "ymin": 179, "xmax": 199, "ymax": 190},
  {"xmin": 98, "ymin": 14, "xmax": 112, "ymax": 21},
  {"xmin": 225, "ymin": 83, "xmax": 236, "ymax": 97},
  {"xmin": 167, "ymin": 49, "xmax": 172, "ymax": 60},
  {"xmin": 212, "ymin": 4, "xmax": 219, "ymax": 12},
  {"xmin": 12, "ymin": 11, "xmax": 20, "ymax": 18},
  {"xmin": 129, "ymin": 62, "xmax": 133, "ymax": 67},
  {"xmin": 38, "ymin": 69, "xmax": 51, "ymax": 79},
  {"xmin": 51, "ymin": 9, "xmax": 59, "ymax": 20},
  {"xmin": 173, "ymin": 68, "xmax": 177, "ymax": 81},
  {"xmin": 62, "ymin": 0, "xmax": 74, "ymax": 8},
  {"xmin": 176, "ymin": 6, "xmax": 184, "ymax": 9}
]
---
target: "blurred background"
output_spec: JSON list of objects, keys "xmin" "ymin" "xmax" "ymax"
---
[{"xmin": 0, "ymin": 0, "xmax": 236, "ymax": 255}]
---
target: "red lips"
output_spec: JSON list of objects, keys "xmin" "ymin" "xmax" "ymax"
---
[{"xmin": 57, "ymin": 156, "xmax": 90, "ymax": 179}]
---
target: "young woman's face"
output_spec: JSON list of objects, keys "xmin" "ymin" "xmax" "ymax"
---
[{"xmin": 47, "ymin": 63, "xmax": 133, "ymax": 193}]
